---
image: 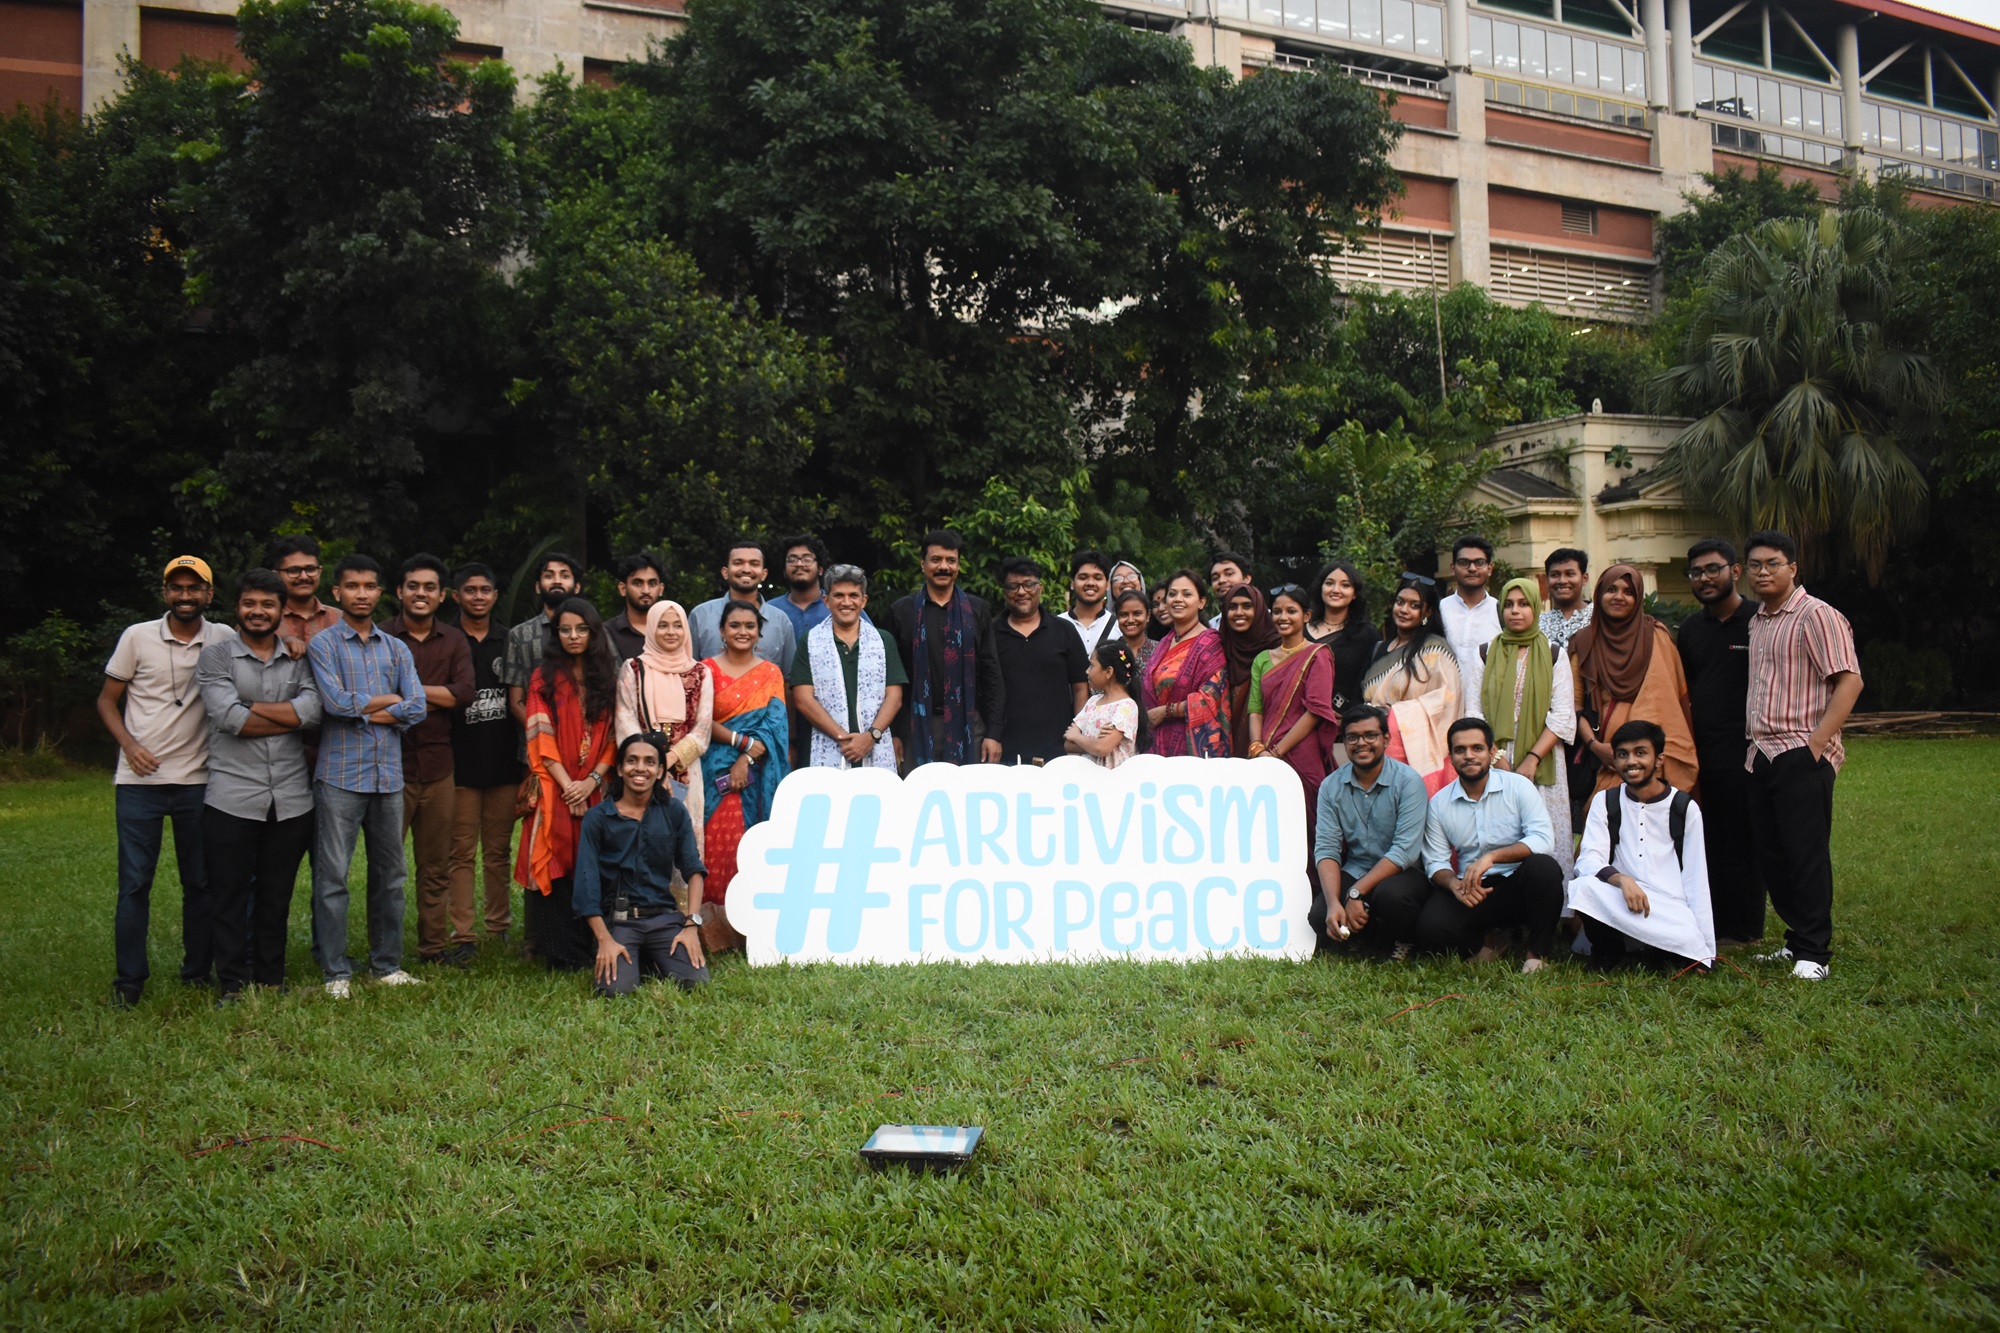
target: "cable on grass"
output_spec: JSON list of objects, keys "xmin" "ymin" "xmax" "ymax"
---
[
  {"xmin": 1382, "ymin": 993, "xmax": 1469, "ymax": 1023},
  {"xmin": 187, "ymin": 1134, "xmax": 343, "ymax": 1158}
]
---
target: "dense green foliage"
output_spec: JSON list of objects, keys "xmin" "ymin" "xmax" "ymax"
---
[{"xmin": 3, "ymin": 738, "xmax": 1996, "ymax": 1325}]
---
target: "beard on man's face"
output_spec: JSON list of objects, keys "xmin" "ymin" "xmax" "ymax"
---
[{"xmin": 541, "ymin": 585, "xmax": 572, "ymax": 611}]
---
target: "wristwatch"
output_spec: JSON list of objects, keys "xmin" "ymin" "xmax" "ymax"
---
[
  {"xmin": 687, "ymin": 911, "xmax": 705, "ymax": 927},
  {"xmin": 869, "ymin": 726, "xmax": 888, "ymax": 743},
  {"xmin": 1345, "ymin": 886, "xmax": 1364, "ymax": 901}
]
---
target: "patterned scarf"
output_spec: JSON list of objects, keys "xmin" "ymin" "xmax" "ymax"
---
[{"xmin": 909, "ymin": 587, "xmax": 979, "ymax": 765}]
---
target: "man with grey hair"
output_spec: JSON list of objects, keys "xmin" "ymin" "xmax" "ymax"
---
[{"xmin": 787, "ymin": 564, "xmax": 907, "ymax": 769}]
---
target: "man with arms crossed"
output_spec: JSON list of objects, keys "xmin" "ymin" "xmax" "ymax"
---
[
  {"xmin": 1743, "ymin": 530, "xmax": 1862, "ymax": 982},
  {"xmin": 98, "ymin": 555, "xmax": 235, "ymax": 1005},
  {"xmin": 308, "ymin": 555, "xmax": 428, "ymax": 998},
  {"xmin": 790, "ymin": 565, "xmax": 907, "ymax": 770},
  {"xmin": 1312, "ymin": 704, "xmax": 1431, "ymax": 957},
  {"xmin": 197, "ymin": 569, "xmax": 320, "ymax": 1002},
  {"xmin": 1416, "ymin": 716, "xmax": 1565, "ymax": 973}
]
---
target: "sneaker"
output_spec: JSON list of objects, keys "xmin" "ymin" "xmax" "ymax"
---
[
  {"xmin": 111, "ymin": 984, "xmax": 141, "ymax": 1009},
  {"xmin": 1389, "ymin": 941, "xmax": 1412, "ymax": 963},
  {"xmin": 1791, "ymin": 960, "xmax": 1829, "ymax": 981},
  {"xmin": 1753, "ymin": 946, "xmax": 1794, "ymax": 964},
  {"xmin": 448, "ymin": 942, "xmax": 478, "ymax": 967},
  {"xmin": 324, "ymin": 979, "xmax": 351, "ymax": 1000},
  {"xmin": 374, "ymin": 969, "xmax": 423, "ymax": 987}
]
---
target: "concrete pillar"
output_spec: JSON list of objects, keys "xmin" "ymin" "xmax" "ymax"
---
[
  {"xmin": 1175, "ymin": 22, "xmax": 1244, "ymax": 74},
  {"xmin": 1668, "ymin": 0, "xmax": 1695, "ymax": 113},
  {"xmin": 1838, "ymin": 22, "xmax": 1865, "ymax": 153},
  {"xmin": 1642, "ymin": 0, "xmax": 1669, "ymax": 110},
  {"xmin": 1448, "ymin": 72, "xmax": 1489, "ymax": 286},
  {"xmin": 82, "ymin": 0, "xmax": 139, "ymax": 110},
  {"xmin": 1446, "ymin": 0, "xmax": 1469, "ymax": 71}
]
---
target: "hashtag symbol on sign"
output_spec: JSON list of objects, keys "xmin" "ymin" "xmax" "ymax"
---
[{"xmin": 753, "ymin": 793, "xmax": 897, "ymax": 954}]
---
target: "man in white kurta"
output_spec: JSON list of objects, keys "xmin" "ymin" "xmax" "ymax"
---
[{"xmin": 1569, "ymin": 722, "xmax": 1717, "ymax": 967}]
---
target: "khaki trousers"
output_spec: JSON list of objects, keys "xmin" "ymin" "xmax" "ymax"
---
[
  {"xmin": 403, "ymin": 775, "xmax": 462, "ymax": 956},
  {"xmin": 450, "ymin": 783, "xmax": 517, "ymax": 938}
]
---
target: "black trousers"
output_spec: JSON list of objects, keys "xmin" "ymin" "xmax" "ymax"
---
[
  {"xmin": 1309, "ymin": 867, "xmax": 1431, "ymax": 954},
  {"xmin": 596, "ymin": 913, "xmax": 710, "ymax": 996},
  {"xmin": 206, "ymin": 806, "xmax": 313, "ymax": 994},
  {"xmin": 1697, "ymin": 741, "xmax": 1766, "ymax": 942},
  {"xmin": 1415, "ymin": 852, "xmax": 1566, "ymax": 958},
  {"xmin": 1579, "ymin": 916, "xmax": 1702, "ymax": 972},
  {"xmin": 525, "ymin": 876, "xmax": 593, "ymax": 972},
  {"xmin": 1749, "ymin": 746, "xmax": 1836, "ymax": 965}
]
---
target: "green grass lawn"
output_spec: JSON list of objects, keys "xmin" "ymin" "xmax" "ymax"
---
[{"xmin": 3, "ymin": 738, "xmax": 1997, "ymax": 1329}]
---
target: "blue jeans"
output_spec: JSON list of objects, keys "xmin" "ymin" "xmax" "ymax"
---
[
  {"xmin": 114, "ymin": 782, "xmax": 212, "ymax": 993},
  {"xmin": 311, "ymin": 782, "xmax": 407, "ymax": 981}
]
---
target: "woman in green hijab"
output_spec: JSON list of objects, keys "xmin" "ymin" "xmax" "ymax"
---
[{"xmin": 1480, "ymin": 576, "xmax": 1577, "ymax": 875}]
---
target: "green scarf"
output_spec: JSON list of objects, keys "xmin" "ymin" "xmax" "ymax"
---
[{"xmin": 1480, "ymin": 577, "xmax": 1557, "ymax": 786}]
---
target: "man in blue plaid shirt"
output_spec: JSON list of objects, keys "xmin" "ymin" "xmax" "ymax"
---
[{"xmin": 307, "ymin": 554, "xmax": 428, "ymax": 999}]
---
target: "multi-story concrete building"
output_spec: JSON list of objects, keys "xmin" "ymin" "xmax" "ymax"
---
[{"xmin": 5, "ymin": 0, "xmax": 1997, "ymax": 323}]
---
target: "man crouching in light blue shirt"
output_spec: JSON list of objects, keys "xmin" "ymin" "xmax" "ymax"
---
[{"xmin": 1417, "ymin": 716, "xmax": 1565, "ymax": 973}]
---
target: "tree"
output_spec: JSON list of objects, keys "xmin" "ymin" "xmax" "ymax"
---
[
  {"xmin": 185, "ymin": 0, "xmax": 524, "ymax": 553},
  {"xmin": 1655, "ymin": 208, "xmax": 1936, "ymax": 581},
  {"xmin": 1656, "ymin": 162, "xmax": 1823, "ymax": 300}
]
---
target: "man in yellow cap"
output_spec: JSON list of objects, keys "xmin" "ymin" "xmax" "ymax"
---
[{"xmin": 97, "ymin": 555, "xmax": 237, "ymax": 1007}]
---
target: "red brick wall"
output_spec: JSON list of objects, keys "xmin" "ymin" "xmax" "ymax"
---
[
  {"xmin": 0, "ymin": 0, "xmax": 83, "ymax": 114},
  {"xmin": 1489, "ymin": 186, "xmax": 1653, "ymax": 258},
  {"xmin": 1487, "ymin": 108, "xmax": 1652, "ymax": 165}
]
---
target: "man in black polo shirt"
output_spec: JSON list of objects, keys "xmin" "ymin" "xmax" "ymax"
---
[
  {"xmin": 449, "ymin": 563, "xmax": 524, "ymax": 947},
  {"xmin": 993, "ymin": 557, "xmax": 1089, "ymax": 765},
  {"xmin": 1676, "ymin": 536, "xmax": 1764, "ymax": 947}
]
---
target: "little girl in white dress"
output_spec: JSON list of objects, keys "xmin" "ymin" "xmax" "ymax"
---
[{"xmin": 1064, "ymin": 640, "xmax": 1148, "ymax": 768}]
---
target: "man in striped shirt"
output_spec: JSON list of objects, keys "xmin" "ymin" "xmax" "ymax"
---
[
  {"xmin": 1743, "ymin": 530, "xmax": 1863, "ymax": 983},
  {"xmin": 307, "ymin": 554, "xmax": 429, "ymax": 999}
]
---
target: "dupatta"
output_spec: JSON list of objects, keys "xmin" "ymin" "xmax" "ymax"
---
[
  {"xmin": 1142, "ymin": 626, "xmax": 1231, "ymax": 757},
  {"xmin": 1257, "ymin": 642, "xmax": 1338, "ymax": 781},
  {"xmin": 699, "ymin": 659, "xmax": 791, "ymax": 830}
]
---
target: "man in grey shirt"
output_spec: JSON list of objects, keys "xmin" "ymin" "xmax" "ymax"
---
[
  {"xmin": 688, "ymin": 537, "xmax": 797, "ymax": 668},
  {"xmin": 196, "ymin": 569, "xmax": 322, "ymax": 1002}
]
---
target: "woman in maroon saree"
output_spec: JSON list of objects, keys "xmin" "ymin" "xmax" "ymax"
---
[
  {"xmin": 1142, "ymin": 569, "xmax": 1231, "ymax": 757},
  {"xmin": 1246, "ymin": 585, "xmax": 1339, "ymax": 864}
]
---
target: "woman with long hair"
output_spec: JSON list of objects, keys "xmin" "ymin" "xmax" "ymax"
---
[
  {"xmin": 1142, "ymin": 569, "xmax": 1231, "ymax": 757},
  {"xmin": 697, "ymin": 599, "xmax": 790, "ymax": 953},
  {"xmin": 1568, "ymin": 563, "xmax": 1698, "ymax": 796},
  {"xmin": 1220, "ymin": 584, "xmax": 1280, "ymax": 758},
  {"xmin": 1359, "ymin": 575, "xmax": 1463, "ymax": 793},
  {"xmin": 1481, "ymin": 577, "xmax": 1577, "ymax": 873},
  {"xmin": 517, "ymin": 597, "xmax": 619, "ymax": 970},
  {"xmin": 1064, "ymin": 638, "xmax": 1151, "ymax": 768},
  {"xmin": 1305, "ymin": 559, "xmax": 1380, "ymax": 717},
  {"xmin": 614, "ymin": 600, "xmax": 714, "ymax": 853},
  {"xmin": 1111, "ymin": 589, "xmax": 1156, "ymax": 670},
  {"xmin": 1246, "ymin": 585, "xmax": 1340, "ymax": 868}
]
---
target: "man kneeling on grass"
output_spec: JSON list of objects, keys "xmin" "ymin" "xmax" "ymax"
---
[
  {"xmin": 573, "ymin": 731, "xmax": 710, "ymax": 996},
  {"xmin": 1568, "ymin": 719, "xmax": 1715, "ymax": 972}
]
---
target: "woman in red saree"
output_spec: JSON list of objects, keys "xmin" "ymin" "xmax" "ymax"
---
[
  {"xmin": 1142, "ymin": 569, "xmax": 1232, "ymax": 757},
  {"xmin": 1246, "ymin": 585, "xmax": 1340, "ymax": 868},
  {"xmin": 516, "ymin": 598, "xmax": 618, "ymax": 970},
  {"xmin": 698, "ymin": 600, "xmax": 790, "ymax": 953}
]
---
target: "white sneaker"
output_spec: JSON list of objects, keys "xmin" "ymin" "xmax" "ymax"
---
[
  {"xmin": 324, "ymin": 979, "xmax": 351, "ymax": 1000},
  {"xmin": 1389, "ymin": 942, "xmax": 1412, "ymax": 962},
  {"xmin": 1791, "ymin": 960, "xmax": 1829, "ymax": 981},
  {"xmin": 1754, "ymin": 946, "xmax": 1794, "ymax": 963},
  {"xmin": 374, "ymin": 969, "xmax": 423, "ymax": 987}
]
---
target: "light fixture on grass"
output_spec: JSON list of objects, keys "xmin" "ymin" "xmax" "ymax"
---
[{"xmin": 860, "ymin": 1124, "xmax": 983, "ymax": 1172}]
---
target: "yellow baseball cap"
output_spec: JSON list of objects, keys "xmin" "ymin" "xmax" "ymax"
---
[{"xmin": 162, "ymin": 555, "xmax": 213, "ymax": 584}]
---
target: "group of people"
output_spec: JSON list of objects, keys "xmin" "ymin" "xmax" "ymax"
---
[{"xmin": 100, "ymin": 524, "xmax": 1859, "ymax": 1005}]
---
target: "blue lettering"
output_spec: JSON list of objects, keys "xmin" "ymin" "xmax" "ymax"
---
[
  {"xmin": 1146, "ymin": 880, "xmax": 1189, "ymax": 951},
  {"xmin": 1209, "ymin": 785, "xmax": 1282, "ymax": 863},
  {"xmin": 1100, "ymin": 882, "xmax": 1140, "ymax": 952},
  {"xmin": 1244, "ymin": 877, "xmax": 1287, "ymax": 949},
  {"xmin": 909, "ymin": 882, "xmax": 943, "ymax": 951},
  {"xmin": 1055, "ymin": 880, "xmax": 1095, "ymax": 950},
  {"xmin": 1161, "ymin": 784, "xmax": 1204, "ymax": 864},
  {"xmin": 994, "ymin": 881, "xmax": 1034, "ymax": 950},
  {"xmin": 1194, "ymin": 876, "xmax": 1241, "ymax": 951},
  {"xmin": 1061, "ymin": 787, "xmax": 1082, "ymax": 866},
  {"xmin": 967, "ymin": 792, "xmax": 1010, "ymax": 866},
  {"xmin": 1016, "ymin": 792, "xmax": 1054, "ymax": 866},
  {"xmin": 945, "ymin": 879, "xmax": 990, "ymax": 954},
  {"xmin": 1084, "ymin": 792, "xmax": 1135, "ymax": 863},
  {"xmin": 756, "ymin": 793, "xmax": 897, "ymax": 954},
  {"xmin": 910, "ymin": 792, "xmax": 961, "ymax": 868}
]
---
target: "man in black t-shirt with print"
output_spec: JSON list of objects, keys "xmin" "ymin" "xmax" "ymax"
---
[{"xmin": 449, "ymin": 563, "xmax": 525, "ymax": 946}]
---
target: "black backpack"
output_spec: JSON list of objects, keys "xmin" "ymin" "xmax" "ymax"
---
[{"xmin": 1604, "ymin": 788, "xmax": 1692, "ymax": 867}]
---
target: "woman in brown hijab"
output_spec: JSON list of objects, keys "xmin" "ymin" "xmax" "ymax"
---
[
  {"xmin": 1568, "ymin": 563, "xmax": 1699, "ymax": 795},
  {"xmin": 1219, "ymin": 585, "xmax": 1281, "ymax": 759}
]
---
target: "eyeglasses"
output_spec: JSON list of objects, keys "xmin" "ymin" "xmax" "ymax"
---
[
  {"xmin": 1746, "ymin": 558, "xmax": 1790, "ymax": 572},
  {"xmin": 784, "ymin": 554, "xmax": 818, "ymax": 565},
  {"xmin": 1398, "ymin": 572, "xmax": 1437, "ymax": 587},
  {"xmin": 1686, "ymin": 562, "xmax": 1733, "ymax": 579},
  {"xmin": 1453, "ymin": 558, "xmax": 1491, "ymax": 569},
  {"xmin": 1002, "ymin": 580, "xmax": 1043, "ymax": 594},
  {"xmin": 278, "ymin": 565, "xmax": 321, "ymax": 577}
]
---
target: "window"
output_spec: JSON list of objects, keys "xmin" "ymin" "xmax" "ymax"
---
[
  {"xmin": 1284, "ymin": 0, "xmax": 1314, "ymax": 31},
  {"xmin": 1561, "ymin": 202, "xmax": 1598, "ymax": 234},
  {"xmin": 1623, "ymin": 47, "xmax": 1645, "ymax": 100},
  {"xmin": 1468, "ymin": 14, "xmax": 1491, "ymax": 65},
  {"xmin": 1572, "ymin": 38, "xmax": 1595, "ymax": 88},
  {"xmin": 1549, "ymin": 32, "xmax": 1570, "ymax": 82},
  {"xmin": 1351, "ymin": 0, "xmax": 1380, "ymax": 43},
  {"xmin": 1495, "ymin": 20, "xmax": 1518, "ymax": 72},
  {"xmin": 1781, "ymin": 83, "xmax": 1800, "ymax": 130},
  {"xmin": 1521, "ymin": 24, "xmax": 1545, "ymax": 77},
  {"xmin": 1414, "ymin": 4, "xmax": 1441, "ymax": 55},
  {"xmin": 1384, "ymin": 0, "xmax": 1413, "ymax": 50}
]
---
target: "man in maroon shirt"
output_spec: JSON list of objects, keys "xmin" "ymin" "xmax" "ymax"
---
[{"xmin": 383, "ymin": 554, "xmax": 476, "ymax": 966}]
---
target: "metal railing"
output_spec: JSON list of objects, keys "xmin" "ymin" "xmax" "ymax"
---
[
  {"xmin": 1482, "ymin": 75, "xmax": 1648, "ymax": 130},
  {"xmin": 1245, "ymin": 48, "xmax": 1445, "ymax": 97}
]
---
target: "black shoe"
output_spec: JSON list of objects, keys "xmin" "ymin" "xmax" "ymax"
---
[
  {"xmin": 111, "ymin": 984, "xmax": 141, "ymax": 1009},
  {"xmin": 215, "ymin": 990, "xmax": 244, "ymax": 1009},
  {"xmin": 448, "ymin": 942, "xmax": 478, "ymax": 967}
]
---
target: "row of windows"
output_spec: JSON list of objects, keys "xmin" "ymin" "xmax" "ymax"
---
[
  {"xmin": 1710, "ymin": 123, "xmax": 1846, "ymax": 167},
  {"xmin": 1482, "ymin": 75, "xmax": 1649, "ymax": 129},
  {"xmin": 1870, "ymin": 156, "xmax": 2000, "ymax": 200},
  {"xmin": 1694, "ymin": 59, "xmax": 1998, "ymax": 175},
  {"xmin": 1220, "ymin": 0, "xmax": 1446, "ymax": 56},
  {"xmin": 1856, "ymin": 102, "xmax": 1999, "ymax": 173},
  {"xmin": 1692, "ymin": 63, "xmax": 1839, "ymax": 138},
  {"xmin": 1467, "ymin": 14, "xmax": 1647, "ymax": 102}
]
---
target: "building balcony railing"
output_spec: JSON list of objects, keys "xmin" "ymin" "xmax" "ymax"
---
[
  {"xmin": 1482, "ymin": 74, "xmax": 1649, "ymax": 130},
  {"xmin": 1243, "ymin": 48, "xmax": 1445, "ymax": 96}
]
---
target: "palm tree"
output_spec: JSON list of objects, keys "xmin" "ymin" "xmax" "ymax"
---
[{"xmin": 1654, "ymin": 207, "xmax": 1935, "ymax": 582}]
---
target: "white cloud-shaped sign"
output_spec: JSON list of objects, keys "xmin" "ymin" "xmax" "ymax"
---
[{"xmin": 731, "ymin": 755, "xmax": 1314, "ymax": 965}]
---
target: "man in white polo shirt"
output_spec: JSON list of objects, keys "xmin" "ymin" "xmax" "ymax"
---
[{"xmin": 97, "ymin": 555, "xmax": 236, "ymax": 1006}]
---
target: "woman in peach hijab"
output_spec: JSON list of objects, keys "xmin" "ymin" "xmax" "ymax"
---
[
  {"xmin": 614, "ymin": 600, "xmax": 715, "ymax": 852},
  {"xmin": 1568, "ymin": 564, "xmax": 1698, "ymax": 796}
]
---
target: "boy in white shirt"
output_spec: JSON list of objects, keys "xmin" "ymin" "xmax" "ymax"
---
[{"xmin": 1569, "ymin": 719, "xmax": 1716, "ymax": 971}]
